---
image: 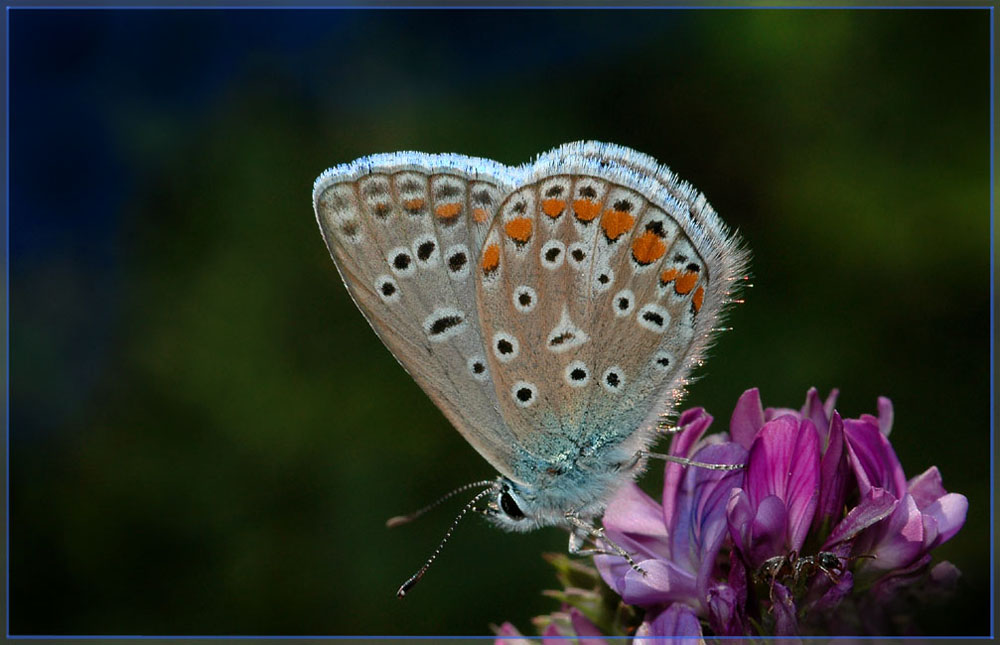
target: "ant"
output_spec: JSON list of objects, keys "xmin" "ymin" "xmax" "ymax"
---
[{"xmin": 754, "ymin": 551, "xmax": 875, "ymax": 588}]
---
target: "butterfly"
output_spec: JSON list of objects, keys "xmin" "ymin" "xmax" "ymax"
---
[{"xmin": 312, "ymin": 141, "xmax": 749, "ymax": 596}]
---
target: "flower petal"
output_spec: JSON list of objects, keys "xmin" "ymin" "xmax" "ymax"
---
[
  {"xmin": 685, "ymin": 443, "xmax": 748, "ymax": 601},
  {"xmin": 770, "ymin": 581, "xmax": 799, "ymax": 636},
  {"xmin": 749, "ymin": 495, "xmax": 789, "ymax": 566},
  {"xmin": 541, "ymin": 620, "xmax": 563, "ymax": 644},
  {"xmin": 824, "ymin": 487, "xmax": 898, "ymax": 548},
  {"xmin": 907, "ymin": 466, "xmax": 947, "ymax": 510},
  {"xmin": 784, "ymin": 420, "xmax": 821, "ymax": 551},
  {"xmin": 601, "ymin": 482, "xmax": 667, "ymax": 544},
  {"xmin": 597, "ymin": 482, "xmax": 670, "ymax": 596},
  {"xmin": 844, "ymin": 417, "xmax": 907, "ymax": 499},
  {"xmin": 922, "ymin": 492, "xmax": 968, "ymax": 547},
  {"xmin": 930, "ymin": 560, "xmax": 961, "ymax": 591},
  {"xmin": 745, "ymin": 416, "xmax": 820, "ymax": 552},
  {"xmin": 815, "ymin": 411, "xmax": 849, "ymax": 532},
  {"xmin": 729, "ymin": 387, "xmax": 765, "ymax": 449},
  {"xmin": 594, "ymin": 553, "xmax": 628, "ymax": 597},
  {"xmin": 877, "ymin": 395, "xmax": 894, "ymax": 436},
  {"xmin": 618, "ymin": 558, "xmax": 698, "ymax": 607},
  {"xmin": 726, "ymin": 488, "xmax": 754, "ymax": 558},
  {"xmin": 635, "ymin": 603, "xmax": 705, "ymax": 642},
  {"xmin": 801, "ymin": 386, "xmax": 831, "ymax": 442},
  {"xmin": 663, "ymin": 408, "xmax": 714, "ymax": 526},
  {"xmin": 764, "ymin": 406, "xmax": 799, "ymax": 422},
  {"xmin": 568, "ymin": 607, "xmax": 607, "ymax": 642},
  {"xmin": 810, "ymin": 570, "xmax": 854, "ymax": 613},
  {"xmin": 493, "ymin": 621, "xmax": 533, "ymax": 645},
  {"xmin": 707, "ymin": 583, "xmax": 744, "ymax": 636},
  {"xmin": 864, "ymin": 494, "xmax": 926, "ymax": 572},
  {"xmin": 823, "ymin": 388, "xmax": 840, "ymax": 419}
]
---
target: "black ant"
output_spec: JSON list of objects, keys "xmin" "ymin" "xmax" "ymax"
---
[{"xmin": 754, "ymin": 551, "xmax": 874, "ymax": 588}]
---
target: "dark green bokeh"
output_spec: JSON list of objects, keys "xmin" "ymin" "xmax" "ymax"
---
[{"xmin": 9, "ymin": 8, "xmax": 990, "ymax": 636}]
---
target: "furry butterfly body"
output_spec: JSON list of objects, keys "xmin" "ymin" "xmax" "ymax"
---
[{"xmin": 313, "ymin": 142, "xmax": 748, "ymax": 569}]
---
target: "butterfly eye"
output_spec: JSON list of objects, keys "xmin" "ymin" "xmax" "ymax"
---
[{"xmin": 499, "ymin": 491, "xmax": 524, "ymax": 520}]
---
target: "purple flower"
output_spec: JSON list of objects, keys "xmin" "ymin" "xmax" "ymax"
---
[
  {"xmin": 594, "ymin": 408, "xmax": 746, "ymax": 636},
  {"xmin": 498, "ymin": 388, "xmax": 967, "ymax": 639},
  {"xmin": 825, "ymin": 414, "xmax": 968, "ymax": 581},
  {"xmin": 731, "ymin": 387, "xmax": 850, "ymax": 533},
  {"xmin": 494, "ymin": 606, "xmax": 606, "ymax": 645},
  {"xmin": 493, "ymin": 621, "xmax": 534, "ymax": 645},
  {"xmin": 635, "ymin": 603, "xmax": 705, "ymax": 642},
  {"xmin": 726, "ymin": 414, "xmax": 821, "ymax": 569}
]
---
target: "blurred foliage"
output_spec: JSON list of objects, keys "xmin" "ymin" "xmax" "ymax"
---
[{"xmin": 9, "ymin": 8, "xmax": 990, "ymax": 637}]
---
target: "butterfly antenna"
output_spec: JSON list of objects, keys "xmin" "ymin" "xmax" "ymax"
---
[
  {"xmin": 386, "ymin": 479, "xmax": 496, "ymax": 528},
  {"xmin": 395, "ymin": 484, "xmax": 497, "ymax": 599}
]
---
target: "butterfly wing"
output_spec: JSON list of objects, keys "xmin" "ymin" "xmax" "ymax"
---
[
  {"xmin": 474, "ymin": 145, "xmax": 748, "ymax": 461},
  {"xmin": 313, "ymin": 152, "xmax": 526, "ymax": 479}
]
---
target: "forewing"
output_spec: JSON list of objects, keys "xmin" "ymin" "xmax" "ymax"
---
[
  {"xmin": 474, "ymin": 148, "xmax": 748, "ymax": 459},
  {"xmin": 313, "ymin": 152, "xmax": 524, "ymax": 478}
]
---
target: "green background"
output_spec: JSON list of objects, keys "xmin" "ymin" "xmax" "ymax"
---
[{"xmin": 9, "ymin": 7, "xmax": 991, "ymax": 637}]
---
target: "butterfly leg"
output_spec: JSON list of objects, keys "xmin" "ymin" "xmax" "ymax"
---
[
  {"xmin": 564, "ymin": 514, "xmax": 646, "ymax": 576},
  {"xmin": 639, "ymin": 450, "xmax": 744, "ymax": 471}
]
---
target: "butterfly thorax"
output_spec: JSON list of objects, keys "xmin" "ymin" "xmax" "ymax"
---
[{"xmin": 485, "ymin": 437, "xmax": 649, "ymax": 533}]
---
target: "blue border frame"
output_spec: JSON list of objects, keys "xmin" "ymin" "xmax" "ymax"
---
[{"xmin": 3, "ymin": 3, "xmax": 995, "ymax": 640}]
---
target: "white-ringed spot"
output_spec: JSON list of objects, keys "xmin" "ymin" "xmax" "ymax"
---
[
  {"xmin": 539, "ymin": 239, "xmax": 566, "ymax": 270},
  {"xmin": 567, "ymin": 242, "xmax": 588, "ymax": 270},
  {"xmin": 546, "ymin": 306, "xmax": 589, "ymax": 353},
  {"xmin": 411, "ymin": 233, "xmax": 440, "ymax": 268},
  {"xmin": 602, "ymin": 366, "xmax": 625, "ymax": 393},
  {"xmin": 444, "ymin": 243, "xmax": 471, "ymax": 279},
  {"xmin": 467, "ymin": 355, "xmax": 489, "ymax": 381},
  {"xmin": 511, "ymin": 381, "xmax": 538, "ymax": 408},
  {"xmin": 387, "ymin": 246, "xmax": 416, "ymax": 277},
  {"xmin": 423, "ymin": 307, "xmax": 468, "ymax": 342},
  {"xmin": 637, "ymin": 303, "xmax": 671, "ymax": 333},
  {"xmin": 613, "ymin": 289, "xmax": 635, "ymax": 317},
  {"xmin": 513, "ymin": 286, "xmax": 537, "ymax": 313},
  {"xmin": 374, "ymin": 275, "xmax": 400, "ymax": 304},
  {"xmin": 652, "ymin": 350, "xmax": 675, "ymax": 372},
  {"xmin": 593, "ymin": 267, "xmax": 614, "ymax": 293},
  {"xmin": 492, "ymin": 332, "xmax": 520, "ymax": 363},
  {"xmin": 564, "ymin": 360, "xmax": 590, "ymax": 387}
]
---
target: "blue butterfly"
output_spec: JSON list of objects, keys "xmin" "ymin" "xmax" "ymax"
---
[{"xmin": 313, "ymin": 142, "xmax": 748, "ymax": 595}]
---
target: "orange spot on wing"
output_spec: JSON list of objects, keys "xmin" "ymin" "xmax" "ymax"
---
[
  {"xmin": 504, "ymin": 217, "xmax": 533, "ymax": 243},
  {"xmin": 692, "ymin": 286, "xmax": 705, "ymax": 313},
  {"xmin": 403, "ymin": 198, "xmax": 424, "ymax": 212},
  {"xmin": 572, "ymin": 199, "xmax": 601, "ymax": 222},
  {"xmin": 659, "ymin": 267, "xmax": 679, "ymax": 285},
  {"xmin": 541, "ymin": 199, "xmax": 565, "ymax": 218},
  {"xmin": 481, "ymin": 243, "xmax": 500, "ymax": 273},
  {"xmin": 631, "ymin": 231, "xmax": 666, "ymax": 265},
  {"xmin": 472, "ymin": 208, "xmax": 489, "ymax": 223},
  {"xmin": 675, "ymin": 271, "xmax": 698, "ymax": 295},
  {"xmin": 434, "ymin": 202, "xmax": 462, "ymax": 220},
  {"xmin": 600, "ymin": 209, "xmax": 635, "ymax": 241}
]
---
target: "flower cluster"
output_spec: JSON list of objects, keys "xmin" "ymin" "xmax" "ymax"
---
[{"xmin": 495, "ymin": 388, "xmax": 967, "ymax": 641}]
